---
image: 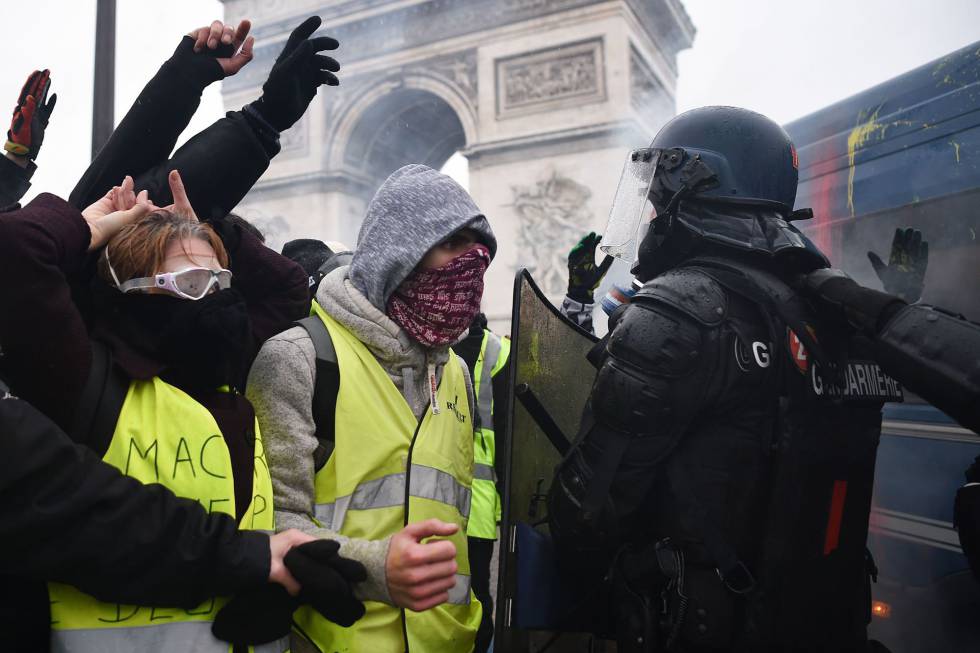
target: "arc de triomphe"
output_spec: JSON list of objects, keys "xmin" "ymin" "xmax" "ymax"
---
[{"xmin": 220, "ymin": 0, "xmax": 694, "ymax": 331}]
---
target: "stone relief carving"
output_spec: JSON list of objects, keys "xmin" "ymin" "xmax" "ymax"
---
[
  {"xmin": 497, "ymin": 39, "xmax": 605, "ymax": 118},
  {"xmin": 630, "ymin": 47, "xmax": 673, "ymax": 122},
  {"xmin": 421, "ymin": 50, "xmax": 478, "ymax": 105},
  {"xmin": 510, "ymin": 170, "xmax": 594, "ymax": 295}
]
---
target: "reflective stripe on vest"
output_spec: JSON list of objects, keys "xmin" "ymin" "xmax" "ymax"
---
[
  {"xmin": 313, "ymin": 464, "xmax": 472, "ymax": 531},
  {"xmin": 467, "ymin": 330, "xmax": 509, "ymax": 539},
  {"xmin": 295, "ymin": 304, "xmax": 481, "ymax": 653},
  {"xmin": 48, "ymin": 378, "xmax": 279, "ymax": 653},
  {"xmin": 51, "ymin": 622, "xmax": 289, "ymax": 653}
]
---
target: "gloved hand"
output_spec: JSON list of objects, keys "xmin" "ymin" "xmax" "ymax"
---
[
  {"xmin": 5, "ymin": 69, "xmax": 56, "ymax": 161},
  {"xmin": 167, "ymin": 20, "xmax": 255, "ymax": 90},
  {"xmin": 567, "ymin": 232, "xmax": 614, "ymax": 303},
  {"xmin": 250, "ymin": 16, "xmax": 340, "ymax": 132},
  {"xmin": 212, "ymin": 585, "xmax": 297, "ymax": 645},
  {"xmin": 799, "ymin": 267, "xmax": 907, "ymax": 336},
  {"xmin": 285, "ymin": 539, "xmax": 367, "ymax": 627},
  {"xmin": 867, "ymin": 227, "xmax": 929, "ymax": 302}
]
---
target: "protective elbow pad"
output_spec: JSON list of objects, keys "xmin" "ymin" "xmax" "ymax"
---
[{"xmin": 877, "ymin": 304, "xmax": 980, "ymax": 433}]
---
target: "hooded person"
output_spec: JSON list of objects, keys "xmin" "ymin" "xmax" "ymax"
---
[{"xmin": 247, "ymin": 164, "xmax": 496, "ymax": 653}]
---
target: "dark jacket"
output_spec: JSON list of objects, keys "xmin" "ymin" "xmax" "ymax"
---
[
  {"xmin": 0, "ymin": 155, "xmax": 35, "ymax": 209},
  {"xmin": 70, "ymin": 36, "xmax": 280, "ymax": 218},
  {"xmin": 0, "ymin": 386, "xmax": 269, "ymax": 648},
  {"xmin": 0, "ymin": 36, "xmax": 307, "ymax": 651}
]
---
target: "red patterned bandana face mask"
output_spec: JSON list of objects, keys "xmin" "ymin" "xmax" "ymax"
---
[{"xmin": 386, "ymin": 245, "xmax": 491, "ymax": 347}]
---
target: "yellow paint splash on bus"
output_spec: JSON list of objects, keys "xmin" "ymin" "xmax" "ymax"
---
[{"xmin": 846, "ymin": 109, "xmax": 882, "ymax": 216}]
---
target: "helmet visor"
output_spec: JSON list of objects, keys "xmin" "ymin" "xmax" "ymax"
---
[{"xmin": 599, "ymin": 148, "xmax": 661, "ymax": 262}]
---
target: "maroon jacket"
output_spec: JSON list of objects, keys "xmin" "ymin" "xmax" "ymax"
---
[{"xmin": 0, "ymin": 194, "xmax": 309, "ymax": 434}]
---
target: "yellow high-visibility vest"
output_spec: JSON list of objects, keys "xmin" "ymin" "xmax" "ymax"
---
[
  {"xmin": 48, "ymin": 377, "xmax": 281, "ymax": 653},
  {"xmin": 293, "ymin": 304, "xmax": 481, "ymax": 653},
  {"xmin": 466, "ymin": 330, "xmax": 509, "ymax": 540}
]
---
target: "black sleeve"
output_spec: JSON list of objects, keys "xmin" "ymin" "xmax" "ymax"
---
[
  {"xmin": 69, "ymin": 36, "xmax": 213, "ymax": 210},
  {"xmin": 875, "ymin": 304, "xmax": 980, "ymax": 434},
  {"xmin": 130, "ymin": 110, "xmax": 280, "ymax": 222},
  {"xmin": 551, "ymin": 269, "xmax": 729, "ymax": 537},
  {"xmin": 0, "ymin": 393, "xmax": 270, "ymax": 607},
  {"xmin": 0, "ymin": 155, "xmax": 35, "ymax": 208}
]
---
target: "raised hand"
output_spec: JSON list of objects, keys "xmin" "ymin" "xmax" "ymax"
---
[
  {"xmin": 567, "ymin": 232, "xmax": 614, "ymax": 303},
  {"xmin": 160, "ymin": 169, "xmax": 199, "ymax": 222},
  {"xmin": 81, "ymin": 176, "xmax": 153, "ymax": 251},
  {"xmin": 867, "ymin": 227, "xmax": 929, "ymax": 302},
  {"xmin": 385, "ymin": 519, "xmax": 460, "ymax": 612},
  {"xmin": 187, "ymin": 19, "xmax": 254, "ymax": 77},
  {"xmin": 5, "ymin": 69, "xmax": 57, "ymax": 162},
  {"xmin": 251, "ymin": 16, "xmax": 340, "ymax": 132}
]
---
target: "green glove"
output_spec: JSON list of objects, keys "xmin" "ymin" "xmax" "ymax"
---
[
  {"xmin": 867, "ymin": 227, "xmax": 928, "ymax": 302},
  {"xmin": 567, "ymin": 232, "xmax": 613, "ymax": 303}
]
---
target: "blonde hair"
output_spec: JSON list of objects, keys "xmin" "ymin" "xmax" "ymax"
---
[{"xmin": 98, "ymin": 210, "xmax": 229, "ymax": 284}]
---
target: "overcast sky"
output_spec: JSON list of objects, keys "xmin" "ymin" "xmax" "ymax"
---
[{"xmin": 0, "ymin": 0, "xmax": 977, "ymax": 203}]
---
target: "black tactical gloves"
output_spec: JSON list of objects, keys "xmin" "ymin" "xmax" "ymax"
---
[
  {"xmin": 250, "ymin": 16, "xmax": 340, "ymax": 132},
  {"xmin": 285, "ymin": 539, "xmax": 368, "ymax": 627},
  {"xmin": 567, "ymin": 232, "xmax": 614, "ymax": 303},
  {"xmin": 954, "ymin": 455, "xmax": 980, "ymax": 582},
  {"xmin": 212, "ymin": 539, "xmax": 367, "ymax": 646},
  {"xmin": 5, "ymin": 70, "xmax": 56, "ymax": 161},
  {"xmin": 867, "ymin": 227, "xmax": 929, "ymax": 303},
  {"xmin": 800, "ymin": 268, "xmax": 907, "ymax": 337}
]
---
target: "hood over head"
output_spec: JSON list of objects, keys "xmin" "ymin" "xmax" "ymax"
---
[{"xmin": 349, "ymin": 164, "xmax": 496, "ymax": 311}]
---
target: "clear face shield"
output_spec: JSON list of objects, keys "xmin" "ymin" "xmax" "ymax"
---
[{"xmin": 599, "ymin": 148, "xmax": 662, "ymax": 264}]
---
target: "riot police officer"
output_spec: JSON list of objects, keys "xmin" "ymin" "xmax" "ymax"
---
[{"xmin": 548, "ymin": 106, "xmax": 905, "ymax": 652}]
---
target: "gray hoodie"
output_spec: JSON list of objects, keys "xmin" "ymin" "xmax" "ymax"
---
[
  {"xmin": 246, "ymin": 165, "xmax": 495, "ymax": 616},
  {"xmin": 349, "ymin": 163, "xmax": 496, "ymax": 312}
]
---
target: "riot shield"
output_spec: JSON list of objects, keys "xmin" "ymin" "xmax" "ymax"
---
[{"xmin": 494, "ymin": 269, "xmax": 603, "ymax": 653}]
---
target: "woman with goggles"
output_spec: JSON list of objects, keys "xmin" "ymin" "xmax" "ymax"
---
[{"xmin": 0, "ymin": 169, "xmax": 316, "ymax": 652}]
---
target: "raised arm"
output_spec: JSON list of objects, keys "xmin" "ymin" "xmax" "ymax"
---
[
  {"xmin": 69, "ymin": 20, "xmax": 254, "ymax": 210},
  {"xmin": 0, "ymin": 180, "xmax": 150, "ymax": 428},
  {"xmin": 120, "ymin": 15, "xmax": 341, "ymax": 222},
  {"xmin": 0, "ymin": 69, "xmax": 56, "ymax": 207}
]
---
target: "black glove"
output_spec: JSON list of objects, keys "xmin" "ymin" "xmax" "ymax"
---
[
  {"xmin": 799, "ymin": 268, "xmax": 907, "ymax": 336},
  {"xmin": 5, "ymin": 69, "xmax": 56, "ymax": 161},
  {"xmin": 164, "ymin": 35, "xmax": 236, "ymax": 91},
  {"xmin": 212, "ymin": 585, "xmax": 298, "ymax": 645},
  {"xmin": 285, "ymin": 539, "xmax": 368, "ymax": 627},
  {"xmin": 251, "ymin": 16, "xmax": 340, "ymax": 132},
  {"xmin": 867, "ymin": 227, "xmax": 929, "ymax": 302},
  {"xmin": 567, "ymin": 232, "xmax": 614, "ymax": 303}
]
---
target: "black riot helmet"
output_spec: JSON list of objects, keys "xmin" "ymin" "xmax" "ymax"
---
[
  {"xmin": 600, "ymin": 106, "xmax": 827, "ymax": 280},
  {"xmin": 648, "ymin": 106, "xmax": 800, "ymax": 213}
]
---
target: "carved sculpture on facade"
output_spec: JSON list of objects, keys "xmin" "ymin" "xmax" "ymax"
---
[
  {"xmin": 497, "ymin": 38, "xmax": 605, "ymax": 117},
  {"xmin": 510, "ymin": 170, "xmax": 594, "ymax": 295},
  {"xmin": 630, "ymin": 46, "xmax": 673, "ymax": 124}
]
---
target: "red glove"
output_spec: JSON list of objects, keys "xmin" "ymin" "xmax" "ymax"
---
[{"xmin": 5, "ymin": 69, "xmax": 57, "ymax": 160}]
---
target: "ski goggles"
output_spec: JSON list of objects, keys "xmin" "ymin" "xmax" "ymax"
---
[{"xmin": 117, "ymin": 267, "xmax": 233, "ymax": 300}]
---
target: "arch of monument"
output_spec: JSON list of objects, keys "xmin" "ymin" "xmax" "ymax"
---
[{"xmin": 220, "ymin": 0, "xmax": 694, "ymax": 330}]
